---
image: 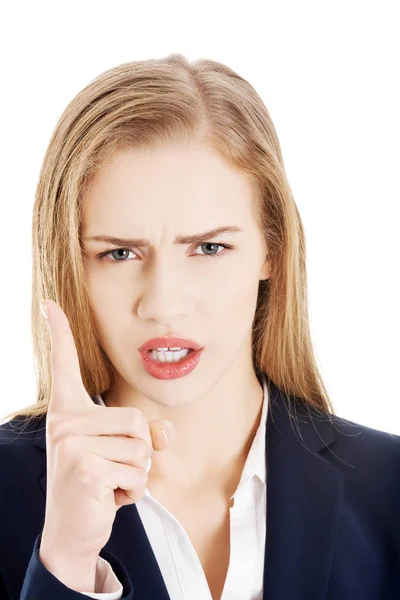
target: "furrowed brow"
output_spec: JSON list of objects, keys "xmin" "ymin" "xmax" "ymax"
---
[{"xmin": 84, "ymin": 226, "xmax": 244, "ymax": 248}]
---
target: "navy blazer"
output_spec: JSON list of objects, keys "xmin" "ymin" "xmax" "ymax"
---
[{"xmin": 0, "ymin": 377, "xmax": 399, "ymax": 600}]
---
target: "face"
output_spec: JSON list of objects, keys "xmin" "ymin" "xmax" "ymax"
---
[{"xmin": 82, "ymin": 141, "xmax": 271, "ymax": 407}]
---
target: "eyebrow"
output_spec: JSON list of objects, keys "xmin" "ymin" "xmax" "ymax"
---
[{"xmin": 84, "ymin": 226, "xmax": 244, "ymax": 247}]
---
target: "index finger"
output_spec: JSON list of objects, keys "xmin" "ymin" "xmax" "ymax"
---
[{"xmin": 41, "ymin": 299, "xmax": 91, "ymax": 414}]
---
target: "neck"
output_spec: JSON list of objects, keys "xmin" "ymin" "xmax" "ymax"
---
[{"xmin": 102, "ymin": 364, "xmax": 265, "ymax": 494}]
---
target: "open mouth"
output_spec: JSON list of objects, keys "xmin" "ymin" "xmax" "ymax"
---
[
  {"xmin": 147, "ymin": 348, "xmax": 195, "ymax": 362},
  {"xmin": 139, "ymin": 347, "xmax": 203, "ymax": 379}
]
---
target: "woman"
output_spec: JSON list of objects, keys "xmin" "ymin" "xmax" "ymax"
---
[{"xmin": 0, "ymin": 54, "xmax": 399, "ymax": 600}]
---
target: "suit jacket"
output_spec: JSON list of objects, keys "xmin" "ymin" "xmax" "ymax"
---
[{"xmin": 0, "ymin": 377, "xmax": 399, "ymax": 600}]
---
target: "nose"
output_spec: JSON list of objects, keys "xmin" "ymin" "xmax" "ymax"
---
[{"xmin": 136, "ymin": 259, "xmax": 189, "ymax": 325}]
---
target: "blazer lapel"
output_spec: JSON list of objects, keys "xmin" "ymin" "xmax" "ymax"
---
[
  {"xmin": 263, "ymin": 377, "xmax": 345, "ymax": 600},
  {"xmin": 34, "ymin": 376, "xmax": 344, "ymax": 600}
]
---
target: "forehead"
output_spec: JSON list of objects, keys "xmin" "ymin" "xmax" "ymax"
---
[{"xmin": 83, "ymin": 142, "xmax": 257, "ymax": 229}]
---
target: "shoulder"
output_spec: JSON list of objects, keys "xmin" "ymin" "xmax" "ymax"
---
[
  {"xmin": 328, "ymin": 411, "xmax": 400, "ymax": 459},
  {"xmin": 320, "ymin": 412, "xmax": 400, "ymax": 498},
  {"xmin": 0, "ymin": 414, "xmax": 46, "ymax": 444},
  {"xmin": 286, "ymin": 390, "xmax": 400, "ymax": 468},
  {"xmin": 0, "ymin": 415, "xmax": 46, "ymax": 476},
  {"xmin": 288, "ymin": 392, "xmax": 400, "ymax": 492}
]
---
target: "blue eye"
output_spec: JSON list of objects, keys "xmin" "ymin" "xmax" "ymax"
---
[
  {"xmin": 100, "ymin": 248, "xmax": 135, "ymax": 261},
  {"xmin": 193, "ymin": 243, "xmax": 231, "ymax": 257},
  {"xmin": 98, "ymin": 242, "xmax": 233, "ymax": 262}
]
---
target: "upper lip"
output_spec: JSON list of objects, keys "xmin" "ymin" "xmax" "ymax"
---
[{"xmin": 139, "ymin": 337, "xmax": 203, "ymax": 353}]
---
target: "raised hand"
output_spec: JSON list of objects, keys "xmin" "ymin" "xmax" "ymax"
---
[{"xmin": 38, "ymin": 298, "xmax": 176, "ymax": 583}]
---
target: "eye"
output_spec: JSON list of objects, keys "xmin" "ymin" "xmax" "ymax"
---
[
  {"xmin": 98, "ymin": 248, "xmax": 136, "ymax": 262},
  {"xmin": 193, "ymin": 242, "xmax": 232, "ymax": 257},
  {"xmin": 97, "ymin": 242, "xmax": 233, "ymax": 262}
]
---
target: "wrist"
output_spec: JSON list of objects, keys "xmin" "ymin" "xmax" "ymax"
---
[{"xmin": 39, "ymin": 537, "xmax": 99, "ymax": 592}]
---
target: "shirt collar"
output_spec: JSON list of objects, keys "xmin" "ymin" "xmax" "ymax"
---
[
  {"xmin": 236, "ymin": 371, "xmax": 268, "ymax": 488},
  {"xmin": 93, "ymin": 372, "xmax": 268, "ymax": 487}
]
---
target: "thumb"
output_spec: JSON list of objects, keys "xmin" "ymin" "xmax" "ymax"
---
[{"xmin": 149, "ymin": 419, "xmax": 177, "ymax": 452}]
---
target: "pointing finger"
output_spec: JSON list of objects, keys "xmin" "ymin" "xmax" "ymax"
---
[{"xmin": 40, "ymin": 299, "xmax": 90, "ymax": 413}]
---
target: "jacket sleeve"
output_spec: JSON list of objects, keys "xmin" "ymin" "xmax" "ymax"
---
[
  {"xmin": 19, "ymin": 533, "xmax": 133, "ymax": 600},
  {"xmin": 0, "ymin": 571, "xmax": 8, "ymax": 599}
]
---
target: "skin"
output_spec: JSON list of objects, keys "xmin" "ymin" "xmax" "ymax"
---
[{"xmin": 82, "ymin": 140, "xmax": 271, "ymax": 496}]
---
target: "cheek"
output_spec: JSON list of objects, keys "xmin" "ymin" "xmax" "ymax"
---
[{"xmin": 208, "ymin": 269, "xmax": 260, "ymax": 352}]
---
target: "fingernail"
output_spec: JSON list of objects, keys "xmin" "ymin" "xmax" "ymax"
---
[
  {"xmin": 160, "ymin": 427, "xmax": 169, "ymax": 448},
  {"xmin": 40, "ymin": 300, "xmax": 48, "ymax": 320}
]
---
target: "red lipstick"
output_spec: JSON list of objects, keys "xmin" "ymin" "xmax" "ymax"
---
[{"xmin": 138, "ymin": 337, "xmax": 204, "ymax": 380}]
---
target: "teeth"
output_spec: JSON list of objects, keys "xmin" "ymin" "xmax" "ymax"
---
[
  {"xmin": 153, "ymin": 347, "xmax": 185, "ymax": 351},
  {"xmin": 150, "ymin": 348, "xmax": 190, "ymax": 363}
]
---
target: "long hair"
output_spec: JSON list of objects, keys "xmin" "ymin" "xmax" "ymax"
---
[{"xmin": 1, "ymin": 53, "xmax": 335, "ymax": 425}]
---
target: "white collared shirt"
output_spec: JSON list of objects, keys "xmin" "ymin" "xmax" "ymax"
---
[{"xmin": 79, "ymin": 374, "xmax": 268, "ymax": 599}]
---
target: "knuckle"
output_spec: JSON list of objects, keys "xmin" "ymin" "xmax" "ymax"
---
[
  {"xmin": 132, "ymin": 438, "xmax": 148, "ymax": 465},
  {"xmin": 136, "ymin": 466, "xmax": 148, "ymax": 487},
  {"xmin": 126, "ymin": 406, "xmax": 144, "ymax": 430},
  {"xmin": 124, "ymin": 463, "xmax": 147, "ymax": 490},
  {"xmin": 58, "ymin": 434, "xmax": 80, "ymax": 457},
  {"xmin": 46, "ymin": 413, "xmax": 66, "ymax": 441}
]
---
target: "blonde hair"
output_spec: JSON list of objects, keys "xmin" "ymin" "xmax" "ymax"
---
[{"xmin": 2, "ymin": 53, "xmax": 335, "ymax": 425}]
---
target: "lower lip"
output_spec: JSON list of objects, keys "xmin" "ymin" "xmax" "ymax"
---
[{"xmin": 139, "ymin": 348, "xmax": 203, "ymax": 380}]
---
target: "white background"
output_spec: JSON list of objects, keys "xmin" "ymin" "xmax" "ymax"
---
[{"xmin": 0, "ymin": 1, "xmax": 398, "ymax": 433}]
